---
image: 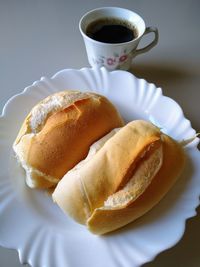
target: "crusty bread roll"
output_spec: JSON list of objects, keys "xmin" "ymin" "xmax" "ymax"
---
[
  {"xmin": 52, "ymin": 120, "xmax": 185, "ymax": 235},
  {"xmin": 13, "ymin": 90, "xmax": 124, "ymax": 189}
]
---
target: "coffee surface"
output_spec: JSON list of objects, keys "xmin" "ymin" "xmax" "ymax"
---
[{"xmin": 86, "ymin": 18, "xmax": 137, "ymax": 43}]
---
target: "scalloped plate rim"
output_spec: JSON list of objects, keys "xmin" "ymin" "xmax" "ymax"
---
[{"xmin": 0, "ymin": 67, "xmax": 200, "ymax": 267}]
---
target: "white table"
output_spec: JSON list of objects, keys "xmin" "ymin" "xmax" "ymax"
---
[{"xmin": 0, "ymin": 1, "xmax": 199, "ymax": 266}]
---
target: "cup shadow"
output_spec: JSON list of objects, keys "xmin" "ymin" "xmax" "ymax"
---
[{"xmin": 130, "ymin": 62, "xmax": 193, "ymax": 86}]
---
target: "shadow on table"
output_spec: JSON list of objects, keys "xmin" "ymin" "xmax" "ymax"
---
[{"xmin": 142, "ymin": 205, "xmax": 200, "ymax": 267}]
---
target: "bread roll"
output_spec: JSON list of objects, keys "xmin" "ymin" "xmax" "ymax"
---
[
  {"xmin": 13, "ymin": 90, "xmax": 124, "ymax": 189},
  {"xmin": 52, "ymin": 120, "xmax": 185, "ymax": 234}
]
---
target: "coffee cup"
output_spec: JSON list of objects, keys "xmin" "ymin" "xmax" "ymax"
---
[{"xmin": 79, "ymin": 7, "xmax": 159, "ymax": 70}]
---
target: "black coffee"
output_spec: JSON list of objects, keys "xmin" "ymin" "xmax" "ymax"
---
[{"xmin": 86, "ymin": 18, "xmax": 138, "ymax": 44}]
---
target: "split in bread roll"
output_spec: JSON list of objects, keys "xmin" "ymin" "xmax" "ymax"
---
[
  {"xmin": 52, "ymin": 120, "xmax": 185, "ymax": 235},
  {"xmin": 13, "ymin": 90, "xmax": 124, "ymax": 189}
]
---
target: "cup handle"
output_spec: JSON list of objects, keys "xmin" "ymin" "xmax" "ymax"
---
[{"xmin": 133, "ymin": 27, "xmax": 159, "ymax": 57}]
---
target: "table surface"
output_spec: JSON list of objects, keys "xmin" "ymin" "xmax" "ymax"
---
[{"xmin": 0, "ymin": 1, "xmax": 199, "ymax": 267}]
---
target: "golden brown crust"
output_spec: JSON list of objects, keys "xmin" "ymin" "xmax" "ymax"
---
[
  {"xmin": 87, "ymin": 134, "xmax": 185, "ymax": 234},
  {"xmin": 53, "ymin": 120, "xmax": 185, "ymax": 234},
  {"xmin": 13, "ymin": 90, "xmax": 124, "ymax": 188}
]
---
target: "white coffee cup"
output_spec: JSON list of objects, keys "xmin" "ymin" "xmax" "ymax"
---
[{"xmin": 79, "ymin": 7, "xmax": 159, "ymax": 70}]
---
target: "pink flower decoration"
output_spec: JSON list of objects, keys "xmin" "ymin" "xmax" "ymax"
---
[
  {"xmin": 119, "ymin": 54, "xmax": 128, "ymax": 62},
  {"xmin": 107, "ymin": 58, "xmax": 115, "ymax": 65}
]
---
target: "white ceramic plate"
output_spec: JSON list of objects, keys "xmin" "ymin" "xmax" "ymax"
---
[{"xmin": 0, "ymin": 67, "xmax": 199, "ymax": 267}]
